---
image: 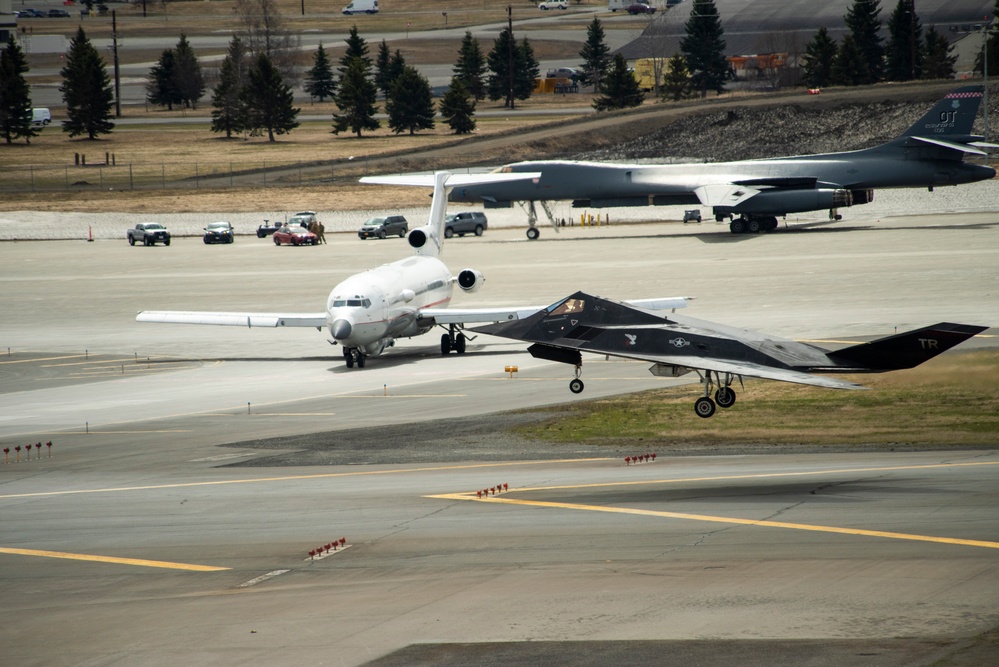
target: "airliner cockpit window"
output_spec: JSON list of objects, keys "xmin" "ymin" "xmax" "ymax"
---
[{"xmin": 549, "ymin": 298, "xmax": 585, "ymax": 316}]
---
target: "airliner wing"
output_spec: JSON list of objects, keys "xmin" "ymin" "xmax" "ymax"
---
[
  {"xmin": 420, "ymin": 296, "xmax": 693, "ymax": 326},
  {"xmin": 136, "ymin": 311, "xmax": 327, "ymax": 328}
]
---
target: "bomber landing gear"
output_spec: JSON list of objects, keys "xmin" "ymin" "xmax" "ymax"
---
[
  {"xmin": 519, "ymin": 200, "xmax": 559, "ymax": 240},
  {"xmin": 729, "ymin": 216, "xmax": 779, "ymax": 234},
  {"xmin": 440, "ymin": 325, "xmax": 468, "ymax": 355}
]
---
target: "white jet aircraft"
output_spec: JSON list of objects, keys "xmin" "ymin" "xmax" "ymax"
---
[{"xmin": 137, "ymin": 171, "xmax": 692, "ymax": 368}]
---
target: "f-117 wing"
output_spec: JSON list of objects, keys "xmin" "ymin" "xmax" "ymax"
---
[
  {"xmin": 419, "ymin": 296, "xmax": 692, "ymax": 326},
  {"xmin": 136, "ymin": 311, "xmax": 327, "ymax": 328}
]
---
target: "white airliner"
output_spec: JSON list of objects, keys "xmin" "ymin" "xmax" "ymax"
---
[{"xmin": 137, "ymin": 171, "xmax": 692, "ymax": 368}]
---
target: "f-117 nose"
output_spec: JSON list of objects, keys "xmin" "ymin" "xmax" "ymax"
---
[{"xmin": 331, "ymin": 319, "xmax": 352, "ymax": 340}]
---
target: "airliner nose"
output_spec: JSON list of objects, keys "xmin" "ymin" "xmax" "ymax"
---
[{"xmin": 331, "ymin": 319, "xmax": 352, "ymax": 340}]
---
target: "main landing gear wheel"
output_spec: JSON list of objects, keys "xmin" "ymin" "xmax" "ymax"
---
[
  {"xmin": 729, "ymin": 218, "xmax": 746, "ymax": 234},
  {"xmin": 694, "ymin": 396, "xmax": 716, "ymax": 418},
  {"xmin": 715, "ymin": 387, "xmax": 736, "ymax": 408},
  {"xmin": 454, "ymin": 333, "xmax": 466, "ymax": 354},
  {"xmin": 440, "ymin": 333, "xmax": 451, "ymax": 355},
  {"xmin": 526, "ymin": 227, "xmax": 540, "ymax": 241},
  {"xmin": 748, "ymin": 218, "xmax": 762, "ymax": 233},
  {"xmin": 569, "ymin": 378, "xmax": 584, "ymax": 394}
]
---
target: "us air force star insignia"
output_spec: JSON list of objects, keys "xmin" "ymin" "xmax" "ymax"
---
[
  {"xmin": 625, "ymin": 334, "xmax": 637, "ymax": 346},
  {"xmin": 669, "ymin": 337, "xmax": 690, "ymax": 348}
]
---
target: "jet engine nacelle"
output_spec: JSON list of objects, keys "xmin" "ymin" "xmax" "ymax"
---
[
  {"xmin": 456, "ymin": 268, "xmax": 485, "ymax": 293},
  {"xmin": 408, "ymin": 225, "xmax": 431, "ymax": 249},
  {"xmin": 720, "ymin": 188, "xmax": 854, "ymax": 216}
]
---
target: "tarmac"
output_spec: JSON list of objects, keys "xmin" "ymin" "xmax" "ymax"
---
[{"xmin": 1, "ymin": 210, "xmax": 998, "ymax": 666}]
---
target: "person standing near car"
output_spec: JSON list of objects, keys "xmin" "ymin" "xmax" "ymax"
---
[{"xmin": 317, "ymin": 221, "xmax": 327, "ymax": 244}]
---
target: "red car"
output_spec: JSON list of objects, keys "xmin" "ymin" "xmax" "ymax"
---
[{"xmin": 273, "ymin": 225, "xmax": 318, "ymax": 246}]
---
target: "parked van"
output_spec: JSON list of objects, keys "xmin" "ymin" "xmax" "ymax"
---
[
  {"xmin": 31, "ymin": 108, "xmax": 51, "ymax": 126},
  {"xmin": 608, "ymin": 0, "xmax": 628, "ymax": 10},
  {"xmin": 342, "ymin": 0, "xmax": 377, "ymax": 14}
]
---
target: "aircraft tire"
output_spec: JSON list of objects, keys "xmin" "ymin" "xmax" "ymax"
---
[
  {"xmin": 357, "ymin": 354, "xmax": 366, "ymax": 368},
  {"xmin": 715, "ymin": 387, "xmax": 736, "ymax": 408},
  {"xmin": 526, "ymin": 227, "xmax": 540, "ymax": 240},
  {"xmin": 748, "ymin": 219, "xmax": 762, "ymax": 233},
  {"xmin": 765, "ymin": 217, "xmax": 779, "ymax": 231},
  {"xmin": 345, "ymin": 353, "xmax": 354, "ymax": 368},
  {"xmin": 569, "ymin": 378, "xmax": 584, "ymax": 394},
  {"xmin": 455, "ymin": 333, "xmax": 466, "ymax": 354},
  {"xmin": 730, "ymin": 219, "xmax": 746, "ymax": 234},
  {"xmin": 694, "ymin": 397, "xmax": 716, "ymax": 418},
  {"xmin": 440, "ymin": 333, "xmax": 451, "ymax": 355}
]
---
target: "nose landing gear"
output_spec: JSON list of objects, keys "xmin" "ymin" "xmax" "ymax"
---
[{"xmin": 343, "ymin": 347, "xmax": 366, "ymax": 368}]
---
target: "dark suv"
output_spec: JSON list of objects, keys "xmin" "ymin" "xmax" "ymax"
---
[
  {"xmin": 358, "ymin": 215, "xmax": 408, "ymax": 239},
  {"xmin": 444, "ymin": 211, "xmax": 488, "ymax": 238}
]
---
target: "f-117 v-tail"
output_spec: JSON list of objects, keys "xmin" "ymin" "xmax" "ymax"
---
[{"xmin": 827, "ymin": 323, "xmax": 988, "ymax": 371}]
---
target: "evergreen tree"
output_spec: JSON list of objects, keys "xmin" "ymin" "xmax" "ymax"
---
[
  {"xmin": 486, "ymin": 28, "xmax": 518, "ymax": 107},
  {"xmin": 844, "ymin": 0, "xmax": 884, "ymax": 83},
  {"xmin": 593, "ymin": 53, "xmax": 643, "ymax": 111},
  {"xmin": 241, "ymin": 52, "xmax": 299, "ymax": 142},
  {"xmin": 386, "ymin": 65, "xmax": 434, "ymax": 135},
  {"xmin": 680, "ymin": 0, "xmax": 728, "ymax": 98},
  {"xmin": 332, "ymin": 56, "xmax": 380, "ymax": 137},
  {"xmin": 885, "ymin": 0, "xmax": 922, "ymax": 81},
  {"xmin": 378, "ymin": 49, "xmax": 406, "ymax": 101},
  {"xmin": 486, "ymin": 30, "xmax": 539, "ymax": 108},
  {"xmin": 578, "ymin": 17, "xmax": 611, "ymax": 91},
  {"xmin": 0, "ymin": 37, "xmax": 39, "ymax": 144},
  {"xmin": 515, "ymin": 38, "xmax": 540, "ymax": 102},
  {"xmin": 146, "ymin": 49, "xmax": 180, "ymax": 110},
  {"xmin": 374, "ymin": 40, "xmax": 391, "ymax": 99},
  {"xmin": 172, "ymin": 34, "xmax": 205, "ymax": 110},
  {"xmin": 453, "ymin": 31, "xmax": 487, "ymax": 101},
  {"xmin": 801, "ymin": 27, "xmax": 837, "ymax": 88},
  {"xmin": 922, "ymin": 25, "xmax": 957, "ymax": 80},
  {"xmin": 439, "ymin": 76, "xmax": 476, "ymax": 135},
  {"xmin": 972, "ymin": 0, "xmax": 999, "ymax": 76},
  {"xmin": 304, "ymin": 42, "xmax": 336, "ymax": 102},
  {"xmin": 830, "ymin": 33, "xmax": 870, "ymax": 86},
  {"xmin": 60, "ymin": 27, "xmax": 115, "ymax": 139},
  {"xmin": 661, "ymin": 52, "xmax": 692, "ymax": 101},
  {"xmin": 339, "ymin": 25, "xmax": 371, "ymax": 76},
  {"xmin": 210, "ymin": 36, "xmax": 247, "ymax": 138}
]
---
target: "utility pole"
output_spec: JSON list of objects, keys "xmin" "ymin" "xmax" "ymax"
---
[
  {"xmin": 112, "ymin": 10, "xmax": 121, "ymax": 117},
  {"xmin": 909, "ymin": 0, "xmax": 916, "ymax": 81},
  {"xmin": 507, "ymin": 5, "xmax": 514, "ymax": 110}
]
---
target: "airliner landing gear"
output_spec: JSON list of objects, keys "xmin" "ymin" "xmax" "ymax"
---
[
  {"xmin": 343, "ymin": 347, "xmax": 366, "ymax": 368},
  {"xmin": 440, "ymin": 325, "xmax": 467, "ymax": 355}
]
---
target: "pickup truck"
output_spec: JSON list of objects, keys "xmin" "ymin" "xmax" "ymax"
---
[{"xmin": 127, "ymin": 222, "xmax": 171, "ymax": 246}]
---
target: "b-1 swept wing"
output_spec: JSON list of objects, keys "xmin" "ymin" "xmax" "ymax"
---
[
  {"xmin": 473, "ymin": 291, "xmax": 986, "ymax": 418},
  {"xmin": 450, "ymin": 86, "xmax": 997, "ymax": 237},
  {"xmin": 137, "ymin": 172, "xmax": 692, "ymax": 367}
]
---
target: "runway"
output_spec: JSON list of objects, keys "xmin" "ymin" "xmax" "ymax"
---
[{"xmin": 1, "ymin": 212, "xmax": 998, "ymax": 665}]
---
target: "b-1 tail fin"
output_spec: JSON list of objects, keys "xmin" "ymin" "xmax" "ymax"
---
[
  {"xmin": 900, "ymin": 86, "xmax": 984, "ymax": 138},
  {"xmin": 828, "ymin": 323, "xmax": 987, "ymax": 371}
]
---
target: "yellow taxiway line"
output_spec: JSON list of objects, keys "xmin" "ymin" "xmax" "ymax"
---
[
  {"xmin": 0, "ymin": 547, "xmax": 229, "ymax": 571},
  {"xmin": 428, "ymin": 460, "xmax": 999, "ymax": 551}
]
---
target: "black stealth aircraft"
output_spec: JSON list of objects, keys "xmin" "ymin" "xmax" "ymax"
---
[{"xmin": 473, "ymin": 292, "xmax": 986, "ymax": 418}]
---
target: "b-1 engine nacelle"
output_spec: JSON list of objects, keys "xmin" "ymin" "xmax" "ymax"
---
[
  {"xmin": 457, "ymin": 268, "xmax": 485, "ymax": 293},
  {"xmin": 719, "ymin": 188, "xmax": 855, "ymax": 216}
]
